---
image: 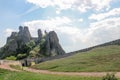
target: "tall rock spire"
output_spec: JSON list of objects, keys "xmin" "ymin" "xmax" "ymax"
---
[
  {"xmin": 38, "ymin": 29, "xmax": 42, "ymax": 42},
  {"xmin": 19, "ymin": 26, "xmax": 24, "ymax": 32},
  {"xmin": 41, "ymin": 31, "xmax": 65, "ymax": 56},
  {"xmin": 23, "ymin": 26, "xmax": 31, "ymax": 43}
]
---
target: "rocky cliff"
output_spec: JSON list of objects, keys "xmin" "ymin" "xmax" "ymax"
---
[
  {"xmin": 40, "ymin": 31, "xmax": 65, "ymax": 56},
  {"xmin": 0, "ymin": 26, "xmax": 65, "ymax": 59}
]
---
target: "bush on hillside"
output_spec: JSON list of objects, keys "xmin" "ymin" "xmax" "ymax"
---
[
  {"xmin": 102, "ymin": 73, "xmax": 117, "ymax": 80},
  {"xmin": 5, "ymin": 56, "xmax": 16, "ymax": 60},
  {"xmin": 17, "ymin": 53, "xmax": 27, "ymax": 59}
]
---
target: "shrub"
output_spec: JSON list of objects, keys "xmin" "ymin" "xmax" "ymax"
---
[
  {"xmin": 5, "ymin": 56, "xmax": 16, "ymax": 60},
  {"xmin": 29, "ymin": 46, "xmax": 40, "ymax": 57},
  {"xmin": 102, "ymin": 73, "xmax": 118, "ymax": 80},
  {"xmin": 17, "ymin": 53, "xmax": 27, "ymax": 59},
  {"xmin": 40, "ymin": 38, "xmax": 45, "ymax": 45},
  {"xmin": 31, "ymin": 62, "xmax": 35, "ymax": 66},
  {"xmin": 26, "ymin": 40, "xmax": 36, "ymax": 49}
]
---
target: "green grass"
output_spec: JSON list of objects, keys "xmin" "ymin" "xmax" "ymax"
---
[
  {"xmin": 32, "ymin": 45, "xmax": 120, "ymax": 72},
  {"xmin": 0, "ymin": 68, "xmax": 101, "ymax": 80}
]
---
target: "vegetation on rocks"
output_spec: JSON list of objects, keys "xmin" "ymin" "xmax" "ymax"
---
[{"xmin": 0, "ymin": 26, "xmax": 65, "ymax": 60}]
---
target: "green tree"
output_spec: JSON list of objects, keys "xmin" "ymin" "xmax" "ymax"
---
[
  {"xmin": 26, "ymin": 40, "xmax": 36, "ymax": 49},
  {"xmin": 29, "ymin": 46, "xmax": 40, "ymax": 57},
  {"xmin": 17, "ymin": 53, "xmax": 27, "ymax": 59}
]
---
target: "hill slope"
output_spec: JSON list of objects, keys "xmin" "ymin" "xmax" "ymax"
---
[{"xmin": 32, "ymin": 45, "xmax": 120, "ymax": 72}]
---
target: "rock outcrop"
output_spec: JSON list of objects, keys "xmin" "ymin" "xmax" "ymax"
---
[
  {"xmin": 0, "ymin": 26, "xmax": 65, "ymax": 59},
  {"xmin": 7, "ymin": 32, "xmax": 17, "ymax": 43},
  {"xmin": 41, "ymin": 31, "xmax": 65, "ymax": 56},
  {"xmin": 5, "ymin": 26, "xmax": 32, "ymax": 53}
]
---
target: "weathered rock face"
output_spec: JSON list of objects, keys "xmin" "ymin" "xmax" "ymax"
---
[
  {"xmin": 7, "ymin": 39, "xmax": 18, "ymax": 52},
  {"xmin": 0, "ymin": 26, "xmax": 32, "ymax": 59},
  {"xmin": 7, "ymin": 32, "xmax": 17, "ymax": 43},
  {"xmin": 6, "ymin": 32, "xmax": 18, "ymax": 52},
  {"xmin": 49, "ymin": 31, "xmax": 65, "ymax": 55},
  {"xmin": 0, "ymin": 36, "xmax": 18, "ymax": 58},
  {"xmin": 41, "ymin": 31, "xmax": 65, "ymax": 56},
  {"xmin": 18, "ymin": 26, "xmax": 31, "ymax": 43}
]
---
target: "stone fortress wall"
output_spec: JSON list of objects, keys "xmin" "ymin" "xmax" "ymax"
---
[{"xmin": 0, "ymin": 60, "xmax": 21, "ymax": 66}]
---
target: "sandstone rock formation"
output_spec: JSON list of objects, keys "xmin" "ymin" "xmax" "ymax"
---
[{"xmin": 0, "ymin": 26, "xmax": 65, "ymax": 59}]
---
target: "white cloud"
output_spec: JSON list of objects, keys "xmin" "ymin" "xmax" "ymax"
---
[
  {"xmin": 4, "ymin": 28, "xmax": 16, "ymax": 37},
  {"xmin": 91, "ymin": 0, "xmax": 112, "ymax": 11},
  {"xmin": 26, "ymin": 0, "xmax": 113, "ymax": 13},
  {"xmin": 23, "ymin": 17, "xmax": 74, "ymax": 36},
  {"xmin": 85, "ymin": 17, "xmax": 120, "ymax": 45},
  {"xmin": 23, "ymin": 16, "xmax": 120, "ymax": 52},
  {"xmin": 56, "ymin": 10, "xmax": 61, "ymax": 14},
  {"xmin": 23, "ymin": 16, "xmax": 72, "ymax": 37},
  {"xmin": 78, "ymin": 18, "xmax": 83, "ymax": 22},
  {"xmin": 26, "ymin": 0, "xmax": 53, "ymax": 8},
  {"xmin": 70, "ymin": 17, "xmax": 120, "ymax": 51},
  {"xmin": 2, "ymin": 28, "xmax": 17, "ymax": 47},
  {"xmin": 89, "ymin": 8, "xmax": 120, "ymax": 21}
]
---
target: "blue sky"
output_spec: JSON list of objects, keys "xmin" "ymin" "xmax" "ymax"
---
[{"xmin": 0, "ymin": 0, "xmax": 120, "ymax": 52}]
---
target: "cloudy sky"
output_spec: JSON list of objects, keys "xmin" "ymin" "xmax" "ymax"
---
[{"xmin": 0, "ymin": 0, "xmax": 120, "ymax": 52}]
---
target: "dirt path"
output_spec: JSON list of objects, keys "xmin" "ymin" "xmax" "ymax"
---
[
  {"xmin": 0, "ymin": 64, "xmax": 120, "ymax": 77},
  {"xmin": 0, "ymin": 64, "xmax": 20, "ymax": 71},
  {"xmin": 25, "ymin": 68, "xmax": 120, "ymax": 78}
]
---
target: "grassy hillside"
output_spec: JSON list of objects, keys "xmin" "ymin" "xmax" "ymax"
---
[
  {"xmin": 0, "ymin": 68, "xmax": 101, "ymax": 80},
  {"xmin": 32, "ymin": 45, "xmax": 120, "ymax": 72}
]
